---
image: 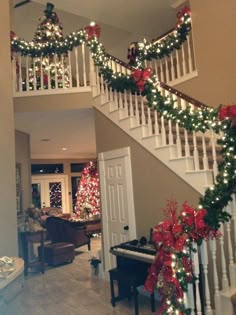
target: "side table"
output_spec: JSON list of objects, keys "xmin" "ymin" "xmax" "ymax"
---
[{"xmin": 20, "ymin": 230, "xmax": 46, "ymax": 276}]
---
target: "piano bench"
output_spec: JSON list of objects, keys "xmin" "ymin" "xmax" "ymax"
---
[{"xmin": 109, "ymin": 268, "xmax": 155, "ymax": 315}]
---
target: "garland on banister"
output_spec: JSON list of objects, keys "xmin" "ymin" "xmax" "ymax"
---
[
  {"xmin": 128, "ymin": 6, "xmax": 191, "ymax": 67},
  {"xmin": 10, "ymin": 4, "xmax": 236, "ymax": 314}
]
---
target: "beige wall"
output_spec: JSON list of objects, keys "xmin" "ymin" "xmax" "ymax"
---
[
  {"xmin": 15, "ymin": 130, "xmax": 31, "ymax": 212},
  {"xmin": 175, "ymin": 0, "xmax": 236, "ymax": 107},
  {"xmin": 0, "ymin": 0, "xmax": 18, "ymax": 256},
  {"xmin": 94, "ymin": 110, "xmax": 201, "ymax": 238}
]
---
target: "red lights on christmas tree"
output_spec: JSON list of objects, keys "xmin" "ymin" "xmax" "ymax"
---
[{"xmin": 75, "ymin": 161, "xmax": 100, "ymax": 219}]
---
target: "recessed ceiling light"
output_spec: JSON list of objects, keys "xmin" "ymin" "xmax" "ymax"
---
[
  {"xmin": 40, "ymin": 138, "xmax": 50, "ymax": 142},
  {"xmin": 62, "ymin": 147, "xmax": 67, "ymax": 151}
]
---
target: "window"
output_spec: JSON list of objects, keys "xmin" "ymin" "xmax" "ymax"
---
[
  {"xmin": 70, "ymin": 163, "xmax": 85, "ymax": 173},
  {"xmin": 31, "ymin": 164, "xmax": 64, "ymax": 174}
]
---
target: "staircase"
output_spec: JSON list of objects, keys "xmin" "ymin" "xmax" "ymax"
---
[
  {"xmin": 90, "ymin": 59, "xmax": 236, "ymax": 314},
  {"xmin": 12, "ymin": 16, "xmax": 236, "ymax": 315}
]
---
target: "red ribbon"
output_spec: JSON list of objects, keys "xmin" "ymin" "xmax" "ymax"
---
[
  {"xmin": 219, "ymin": 105, "xmax": 236, "ymax": 120},
  {"xmin": 177, "ymin": 6, "xmax": 191, "ymax": 19},
  {"xmin": 131, "ymin": 68, "xmax": 152, "ymax": 92},
  {"xmin": 85, "ymin": 24, "xmax": 101, "ymax": 40},
  {"xmin": 10, "ymin": 30, "xmax": 17, "ymax": 41}
]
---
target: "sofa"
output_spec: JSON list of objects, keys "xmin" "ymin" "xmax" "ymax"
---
[{"xmin": 45, "ymin": 216, "xmax": 91, "ymax": 250}]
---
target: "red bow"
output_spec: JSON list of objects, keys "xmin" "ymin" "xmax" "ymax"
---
[
  {"xmin": 177, "ymin": 6, "xmax": 191, "ymax": 19},
  {"xmin": 85, "ymin": 24, "xmax": 101, "ymax": 40},
  {"xmin": 131, "ymin": 68, "xmax": 152, "ymax": 92},
  {"xmin": 10, "ymin": 30, "xmax": 17, "ymax": 41},
  {"xmin": 219, "ymin": 105, "xmax": 236, "ymax": 120}
]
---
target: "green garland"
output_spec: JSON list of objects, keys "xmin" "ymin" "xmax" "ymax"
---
[
  {"xmin": 133, "ymin": 11, "xmax": 191, "ymax": 67},
  {"xmin": 11, "ymin": 10, "xmax": 236, "ymax": 230}
]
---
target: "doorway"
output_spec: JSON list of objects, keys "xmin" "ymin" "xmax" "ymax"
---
[
  {"xmin": 31, "ymin": 175, "xmax": 69, "ymax": 212},
  {"xmin": 98, "ymin": 147, "xmax": 136, "ymax": 273}
]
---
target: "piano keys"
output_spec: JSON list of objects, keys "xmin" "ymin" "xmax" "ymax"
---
[{"xmin": 110, "ymin": 240, "xmax": 156, "ymax": 264}]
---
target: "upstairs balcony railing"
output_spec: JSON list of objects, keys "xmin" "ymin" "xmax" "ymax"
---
[{"xmin": 11, "ymin": 6, "xmax": 195, "ymax": 97}]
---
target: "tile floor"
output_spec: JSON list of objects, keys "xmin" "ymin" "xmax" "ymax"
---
[{"xmin": 3, "ymin": 237, "xmax": 159, "ymax": 315}]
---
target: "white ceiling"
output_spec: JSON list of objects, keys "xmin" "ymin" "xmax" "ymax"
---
[{"xmin": 13, "ymin": 0, "xmax": 183, "ymax": 159}]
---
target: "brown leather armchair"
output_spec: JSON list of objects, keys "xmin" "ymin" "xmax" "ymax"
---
[{"xmin": 45, "ymin": 216, "xmax": 91, "ymax": 250}]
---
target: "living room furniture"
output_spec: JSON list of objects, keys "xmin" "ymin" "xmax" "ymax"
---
[
  {"xmin": 69, "ymin": 218, "xmax": 101, "ymax": 236},
  {"xmin": 38, "ymin": 242, "xmax": 75, "ymax": 266},
  {"xmin": 45, "ymin": 216, "xmax": 91, "ymax": 250},
  {"xmin": 20, "ymin": 230, "xmax": 46, "ymax": 276}
]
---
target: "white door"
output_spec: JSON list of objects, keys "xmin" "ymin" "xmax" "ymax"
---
[
  {"xmin": 99, "ymin": 147, "xmax": 136, "ymax": 272},
  {"xmin": 31, "ymin": 175, "xmax": 69, "ymax": 212}
]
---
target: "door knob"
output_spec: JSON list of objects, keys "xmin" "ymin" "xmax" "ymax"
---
[{"xmin": 124, "ymin": 225, "xmax": 129, "ymax": 231}]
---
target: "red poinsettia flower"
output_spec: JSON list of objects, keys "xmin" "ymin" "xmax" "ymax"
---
[
  {"xmin": 172, "ymin": 223, "xmax": 183, "ymax": 236},
  {"xmin": 177, "ymin": 6, "xmax": 191, "ymax": 19},
  {"xmin": 174, "ymin": 235, "xmax": 187, "ymax": 251},
  {"xmin": 228, "ymin": 105, "xmax": 236, "ymax": 116},
  {"xmin": 131, "ymin": 68, "xmax": 152, "ymax": 92},
  {"xmin": 85, "ymin": 23, "xmax": 101, "ymax": 40}
]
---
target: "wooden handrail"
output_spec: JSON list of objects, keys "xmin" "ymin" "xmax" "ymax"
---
[
  {"xmin": 151, "ymin": 27, "xmax": 175, "ymax": 44},
  {"xmin": 105, "ymin": 52, "xmax": 133, "ymax": 70},
  {"xmin": 104, "ymin": 53, "xmax": 208, "ymax": 110},
  {"xmin": 159, "ymin": 82, "xmax": 209, "ymax": 109}
]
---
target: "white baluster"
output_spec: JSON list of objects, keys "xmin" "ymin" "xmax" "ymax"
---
[
  {"xmin": 129, "ymin": 93, "xmax": 134, "ymax": 117},
  {"xmin": 33, "ymin": 58, "xmax": 37, "ymax": 90},
  {"xmin": 26, "ymin": 56, "xmax": 30, "ymax": 91},
  {"xmin": 219, "ymin": 224, "xmax": 229, "ymax": 291},
  {"xmin": 12, "ymin": 55, "xmax": 17, "ymax": 93},
  {"xmin": 124, "ymin": 90, "xmax": 128, "ymax": 117},
  {"xmin": 231, "ymin": 195, "xmax": 236, "ymax": 257},
  {"xmin": 170, "ymin": 53, "xmax": 175, "ymax": 81},
  {"xmin": 226, "ymin": 204, "xmax": 235, "ymax": 286},
  {"xmin": 109, "ymin": 87, "xmax": 113, "ymax": 102},
  {"xmin": 200, "ymin": 241, "xmax": 213, "ymax": 315},
  {"xmin": 192, "ymin": 243, "xmax": 202, "ymax": 315},
  {"xmin": 60, "ymin": 55, "xmax": 65, "ymax": 89},
  {"xmin": 209, "ymin": 239, "xmax": 221, "ymax": 315},
  {"xmin": 54, "ymin": 55, "xmax": 58, "ymax": 89},
  {"xmin": 184, "ymin": 129, "xmax": 190, "ymax": 158},
  {"xmin": 147, "ymin": 107, "xmax": 152, "ymax": 136},
  {"xmin": 89, "ymin": 51, "xmax": 96, "ymax": 87},
  {"xmin": 100, "ymin": 75, "xmax": 105, "ymax": 94},
  {"xmin": 96, "ymin": 67, "xmax": 100, "ymax": 95},
  {"xmin": 140, "ymin": 97, "xmax": 146, "ymax": 125},
  {"xmin": 176, "ymin": 49, "xmax": 181, "ymax": 79},
  {"xmin": 47, "ymin": 58, "xmax": 51, "ymax": 90},
  {"xmin": 181, "ymin": 43, "xmax": 187, "ymax": 76},
  {"xmin": 18, "ymin": 55, "xmax": 23, "ymax": 92},
  {"xmin": 74, "ymin": 47, "xmax": 80, "ymax": 87},
  {"xmin": 202, "ymin": 133, "xmax": 209, "ymax": 170},
  {"xmin": 210, "ymin": 129, "xmax": 218, "ymax": 181},
  {"xmin": 113, "ymin": 90, "xmax": 118, "ymax": 110},
  {"xmin": 187, "ymin": 36, "xmax": 193, "ymax": 73},
  {"xmin": 161, "ymin": 116, "xmax": 167, "ymax": 146},
  {"xmin": 135, "ymin": 93, "xmax": 140, "ymax": 126},
  {"xmin": 82, "ymin": 43, "xmax": 87, "ymax": 86},
  {"xmin": 154, "ymin": 111, "xmax": 160, "ymax": 135},
  {"xmin": 159, "ymin": 60, "xmax": 164, "ymax": 82},
  {"xmin": 68, "ymin": 51, "xmax": 72, "ymax": 88},
  {"xmin": 165, "ymin": 57, "xmax": 170, "ymax": 83},
  {"xmin": 175, "ymin": 123, "xmax": 182, "ymax": 157},
  {"xmin": 193, "ymin": 131, "xmax": 200, "ymax": 170},
  {"xmin": 168, "ymin": 120, "xmax": 173, "ymax": 145}
]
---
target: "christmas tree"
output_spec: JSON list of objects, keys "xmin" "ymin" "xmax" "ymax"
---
[
  {"xmin": 75, "ymin": 161, "xmax": 100, "ymax": 219},
  {"xmin": 25, "ymin": 2, "xmax": 70, "ymax": 90}
]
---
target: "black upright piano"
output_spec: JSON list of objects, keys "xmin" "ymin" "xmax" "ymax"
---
[{"xmin": 109, "ymin": 239, "xmax": 156, "ymax": 314}]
